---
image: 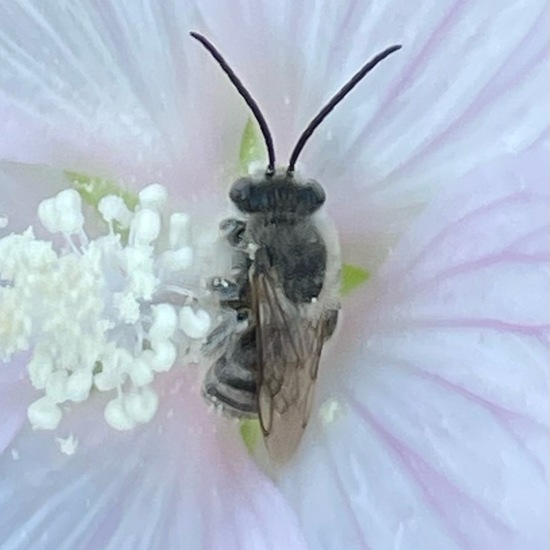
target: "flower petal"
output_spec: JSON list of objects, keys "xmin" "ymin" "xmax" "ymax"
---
[
  {"xmin": 312, "ymin": 1, "xmax": 548, "ymax": 212},
  {"xmin": 195, "ymin": 2, "xmax": 547, "ymax": 177},
  {"xmin": 0, "ymin": 356, "xmax": 32, "ymax": 455},
  {"xmin": 0, "ymin": 1, "xmax": 246, "ymax": 197},
  {"xmin": 280, "ymin": 146, "xmax": 549, "ymax": 550},
  {"xmin": 0, "ymin": 369, "xmax": 307, "ymax": 550}
]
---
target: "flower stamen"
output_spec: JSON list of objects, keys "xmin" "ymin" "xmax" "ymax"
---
[{"xmin": 0, "ymin": 182, "xmax": 214, "ymax": 432}]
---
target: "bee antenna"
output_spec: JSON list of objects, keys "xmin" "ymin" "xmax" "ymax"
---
[
  {"xmin": 190, "ymin": 31, "xmax": 276, "ymax": 177},
  {"xmin": 287, "ymin": 44, "xmax": 402, "ymax": 176}
]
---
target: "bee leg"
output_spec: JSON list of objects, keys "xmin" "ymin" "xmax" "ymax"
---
[
  {"xmin": 323, "ymin": 308, "xmax": 339, "ymax": 341},
  {"xmin": 219, "ymin": 218, "xmax": 247, "ymax": 247},
  {"xmin": 210, "ymin": 247, "xmax": 251, "ymax": 307},
  {"xmin": 202, "ymin": 313, "xmax": 238, "ymax": 357},
  {"xmin": 209, "ymin": 275, "xmax": 251, "ymax": 311},
  {"xmin": 204, "ymin": 277, "xmax": 252, "ymax": 356},
  {"xmin": 204, "ymin": 219, "xmax": 255, "ymax": 412},
  {"xmin": 209, "ymin": 276, "xmax": 241, "ymax": 301}
]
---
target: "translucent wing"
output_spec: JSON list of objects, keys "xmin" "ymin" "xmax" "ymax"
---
[{"xmin": 252, "ymin": 270, "xmax": 333, "ymax": 464}]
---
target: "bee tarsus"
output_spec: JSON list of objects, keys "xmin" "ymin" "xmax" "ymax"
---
[{"xmin": 219, "ymin": 217, "xmax": 247, "ymax": 247}]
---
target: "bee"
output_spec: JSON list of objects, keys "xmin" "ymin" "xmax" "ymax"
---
[{"xmin": 191, "ymin": 31, "xmax": 401, "ymax": 463}]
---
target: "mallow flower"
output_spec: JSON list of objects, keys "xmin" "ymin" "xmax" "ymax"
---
[{"xmin": 0, "ymin": 1, "xmax": 548, "ymax": 549}]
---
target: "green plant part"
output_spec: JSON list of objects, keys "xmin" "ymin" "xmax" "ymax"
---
[
  {"xmin": 341, "ymin": 263, "xmax": 370, "ymax": 296},
  {"xmin": 65, "ymin": 171, "xmax": 138, "ymax": 211},
  {"xmin": 240, "ymin": 418, "xmax": 262, "ymax": 454},
  {"xmin": 239, "ymin": 118, "xmax": 265, "ymax": 174},
  {"xmin": 65, "ymin": 171, "xmax": 138, "ymax": 239}
]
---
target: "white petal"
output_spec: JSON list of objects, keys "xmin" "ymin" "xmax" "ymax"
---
[
  {"xmin": 280, "ymin": 146, "xmax": 548, "ymax": 550},
  {"xmin": 0, "ymin": 1, "xmax": 245, "ymax": 197},
  {"xmin": 0, "ymin": 369, "xmax": 307, "ymax": 550},
  {"xmin": 0, "ymin": 356, "xmax": 33, "ymax": 454}
]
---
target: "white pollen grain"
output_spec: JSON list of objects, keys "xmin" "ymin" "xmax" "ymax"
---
[
  {"xmin": 124, "ymin": 388, "xmax": 159, "ymax": 424},
  {"xmin": 56, "ymin": 434, "xmax": 79, "ymax": 455},
  {"xmin": 319, "ymin": 397, "xmax": 347, "ymax": 426},
  {"xmin": 179, "ymin": 307, "xmax": 211, "ymax": 339},
  {"xmin": 28, "ymin": 397, "xmax": 62, "ymax": 430},
  {"xmin": 104, "ymin": 398, "xmax": 136, "ymax": 431}
]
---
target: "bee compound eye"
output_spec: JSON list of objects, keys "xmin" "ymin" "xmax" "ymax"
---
[
  {"xmin": 298, "ymin": 180, "xmax": 325, "ymax": 214},
  {"xmin": 229, "ymin": 178, "xmax": 255, "ymax": 212}
]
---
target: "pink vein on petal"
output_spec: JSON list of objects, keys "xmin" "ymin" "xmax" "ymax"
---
[
  {"xmin": 398, "ymin": 318, "xmax": 549, "ymax": 338},
  {"xmin": 367, "ymin": 351, "xmax": 547, "ymax": 474},
  {"xmin": 504, "ymin": 225, "xmax": 549, "ymax": 252},
  {"xmin": 531, "ymin": 130, "xmax": 550, "ymax": 148},
  {"xmin": 326, "ymin": 2, "xmax": 362, "ymax": 69},
  {"xmin": 344, "ymin": 1, "xmax": 464, "ymax": 164},
  {"xmin": 348, "ymin": 397, "xmax": 513, "ymax": 548},
  {"xmin": 482, "ymin": 44, "xmax": 547, "ymax": 103},
  {"xmin": 380, "ymin": 8, "xmax": 547, "ymax": 188},
  {"xmin": 413, "ymin": 367, "xmax": 548, "ymax": 476},
  {"xmin": 387, "ymin": 190, "xmax": 533, "ymax": 281},
  {"xmin": 406, "ymin": 251, "xmax": 549, "ymax": 297}
]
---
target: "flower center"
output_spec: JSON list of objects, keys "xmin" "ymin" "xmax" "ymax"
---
[{"xmin": 0, "ymin": 183, "xmax": 214, "ymax": 432}]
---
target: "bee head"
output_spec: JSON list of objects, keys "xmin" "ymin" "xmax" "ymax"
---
[{"xmin": 229, "ymin": 174, "xmax": 325, "ymax": 216}]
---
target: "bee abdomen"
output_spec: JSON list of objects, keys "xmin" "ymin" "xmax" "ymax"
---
[{"xmin": 203, "ymin": 356, "xmax": 258, "ymax": 416}]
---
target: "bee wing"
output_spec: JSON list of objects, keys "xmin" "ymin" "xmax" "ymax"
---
[{"xmin": 252, "ymin": 270, "xmax": 331, "ymax": 464}]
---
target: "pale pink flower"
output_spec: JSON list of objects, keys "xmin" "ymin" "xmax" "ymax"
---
[{"xmin": 0, "ymin": 2, "xmax": 547, "ymax": 549}]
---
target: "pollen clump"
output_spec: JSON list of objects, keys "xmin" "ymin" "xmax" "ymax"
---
[{"xmin": 0, "ymin": 183, "xmax": 212, "ymax": 432}]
